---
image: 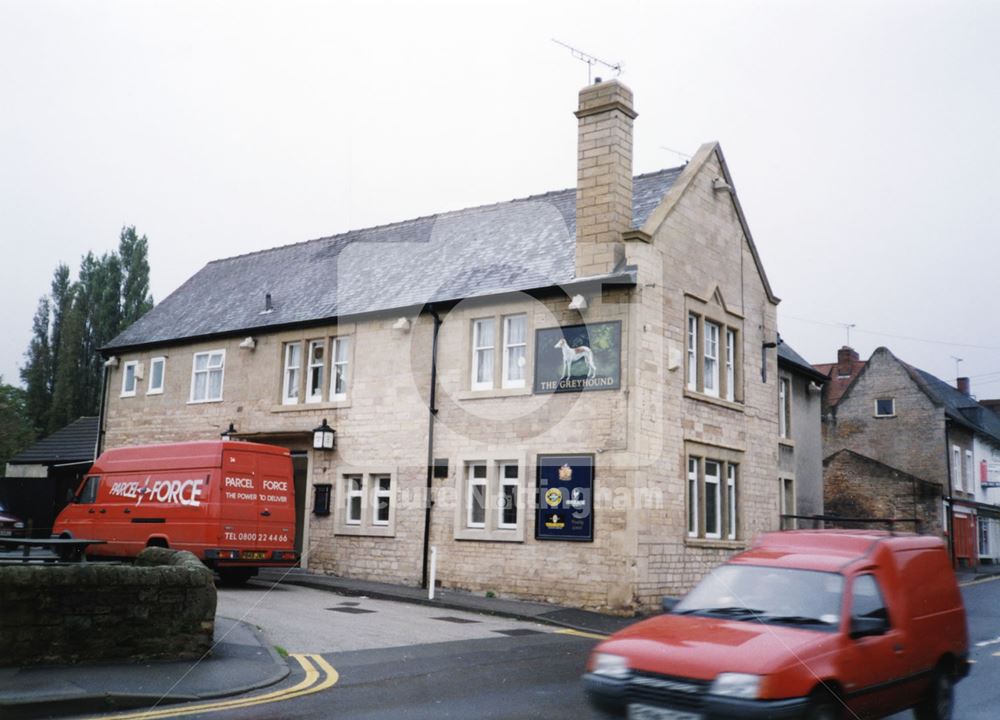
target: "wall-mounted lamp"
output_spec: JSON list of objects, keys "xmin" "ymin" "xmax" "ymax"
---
[
  {"xmin": 313, "ymin": 418, "xmax": 336, "ymax": 451},
  {"xmin": 239, "ymin": 336, "xmax": 257, "ymax": 350},
  {"xmin": 221, "ymin": 422, "xmax": 237, "ymax": 440},
  {"xmin": 712, "ymin": 177, "xmax": 733, "ymax": 193},
  {"xmin": 392, "ymin": 317, "xmax": 411, "ymax": 332},
  {"xmin": 568, "ymin": 294, "xmax": 588, "ymax": 311},
  {"xmin": 104, "ymin": 356, "xmax": 120, "ymax": 368}
]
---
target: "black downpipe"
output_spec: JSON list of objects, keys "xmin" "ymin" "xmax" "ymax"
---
[
  {"xmin": 94, "ymin": 363, "xmax": 111, "ymax": 459},
  {"xmin": 421, "ymin": 306, "xmax": 442, "ymax": 589}
]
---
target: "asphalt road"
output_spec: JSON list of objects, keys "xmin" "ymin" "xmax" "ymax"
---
[{"xmin": 80, "ymin": 575, "xmax": 1000, "ymax": 720}]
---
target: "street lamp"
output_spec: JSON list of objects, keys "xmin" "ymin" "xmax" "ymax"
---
[
  {"xmin": 221, "ymin": 423, "xmax": 237, "ymax": 440},
  {"xmin": 313, "ymin": 418, "xmax": 336, "ymax": 451}
]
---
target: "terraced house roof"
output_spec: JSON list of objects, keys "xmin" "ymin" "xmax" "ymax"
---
[{"xmin": 105, "ymin": 167, "xmax": 684, "ymax": 352}]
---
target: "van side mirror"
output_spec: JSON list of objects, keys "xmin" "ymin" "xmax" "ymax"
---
[
  {"xmin": 849, "ymin": 615, "xmax": 888, "ymax": 639},
  {"xmin": 662, "ymin": 596, "xmax": 680, "ymax": 613}
]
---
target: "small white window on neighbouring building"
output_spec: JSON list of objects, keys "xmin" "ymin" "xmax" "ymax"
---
[
  {"xmin": 952, "ymin": 446, "xmax": 962, "ymax": 493},
  {"xmin": 779, "ymin": 378, "xmax": 791, "ymax": 438},
  {"xmin": 148, "ymin": 357, "xmax": 165, "ymax": 395},
  {"xmin": 875, "ymin": 398, "xmax": 895, "ymax": 417},
  {"xmin": 190, "ymin": 350, "xmax": 225, "ymax": 403},
  {"xmin": 502, "ymin": 314, "xmax": 527, "ymax": 388},
  {"xmin": 331, "ymin": 337, "xmax": 350, "ymax": 401},
  {"xmin": 472, "ymin": 318, "xmax": 495, "ymax": 390},
  {"xmin": 966, "ymin": 450, "xmax": 974, "ymax": 493},
  {"xmin": 121, "ymin": 361, "xmax": 138, "ymax": 397}
]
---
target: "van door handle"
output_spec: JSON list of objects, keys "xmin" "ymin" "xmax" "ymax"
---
[
  {"xmin": 260, "ymin": 510, "xmax": 271, "ymax": 517},
  {"xmin": 99, "ymin": 508, "xmax": 106, "ymax": 514},
  {"xmin": 88, "ymin": 509, "xmax": 96, "ymax": 514},
  {"xmin": 124, "ymin": 508, "xmax": 131, "ymax": 514}
]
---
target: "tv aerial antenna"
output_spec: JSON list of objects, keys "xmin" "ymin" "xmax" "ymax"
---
[
  {"xmin": 951, "ymin": 355, "xmax": 964, "ymax": 378},
  {"xmin": 552, "ymin": 39, "xmax": 622, "ymax": 84},
  {"xmin": 843, "ymin": 323, "xmax": 856, "ymax": 346}
]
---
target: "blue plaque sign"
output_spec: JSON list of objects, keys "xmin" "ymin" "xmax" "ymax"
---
[{"xmin": 536, "ymin": 454, "xmax": 594, "ymax": 542}]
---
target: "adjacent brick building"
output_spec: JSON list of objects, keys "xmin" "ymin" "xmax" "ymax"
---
[
  {"xmin": 817, "ymin": 346, "xmax": 1000, "ymax": 566},
  {"xmin": 98, "ymin": 79, "xmax": 784, "ymax": 612}
]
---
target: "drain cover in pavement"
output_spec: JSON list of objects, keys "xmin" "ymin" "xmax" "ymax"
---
[
  {"xmin": 327, "ymin": 607, "xmax": 375, "ymax": 614},
  {"xmin": 492, "ymin": 628, "xmax": 543, "ymax": 637},
  {"xmin": 431, "ymin": 616, "xmax": 480, "ymax": 624}
]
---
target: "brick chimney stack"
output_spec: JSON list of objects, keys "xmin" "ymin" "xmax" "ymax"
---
[
  {"xmin": 957, "ymin": 377, "xmax": 971, "ymax": 396},
  {"xmin": 836, "ymin": 346, "xmax": 859, "ymax": 377},
  {"xmin": 575, "ymin": 78, "xmax": 637, "ymax": 277}
]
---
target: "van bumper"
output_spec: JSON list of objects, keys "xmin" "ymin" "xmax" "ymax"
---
[{"xmin": 583, "ymin": 673, "xmax": 810, "ymax": 719}]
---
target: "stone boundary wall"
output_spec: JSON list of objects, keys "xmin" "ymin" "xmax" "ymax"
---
[{"xmin": 0, "ymin": 548, "xmax": 216, "ymax": 666}]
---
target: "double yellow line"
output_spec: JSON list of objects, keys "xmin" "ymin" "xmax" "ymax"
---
[{"xmin": 91, "ymin": 654, "xmax": 338, "ymax": 720}]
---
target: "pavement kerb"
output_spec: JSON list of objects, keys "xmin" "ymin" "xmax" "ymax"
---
[
  {"xmin": 253, "ymin": 575, "xmax": 640, "ymax": 635},
  {"xmin": 959, "ymin": 573, "xmax": 1000, "ymax": 588},
  {"xmin": 0, "ymin": 619, "xmax": 291, "ymax": 720}
]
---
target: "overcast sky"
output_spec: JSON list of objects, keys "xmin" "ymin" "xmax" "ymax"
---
[{"xmin": 2, "ymin": 0, "xmax": 998, "ymax": 398}]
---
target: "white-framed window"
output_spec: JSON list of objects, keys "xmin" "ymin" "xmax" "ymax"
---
[
  {"xmin": 121, "ymin": 360, "xmax": 138, "ymax": 397},
  {"xmin": 471, "ymin": 318, "xmax": 495, "ymax": 390},
  {"xmin": 373, "ymin": 475, "xmax": 392, "ymax": 526},
  {"xmin": 455, "ymin": 455, "xmax": 525, "ymax": 541},
  {"xmin": 282, "ymin": 342, "xmax": 302, "ymax": 405},
  {"xmin": 952, "ymin": 446, "xmax": 962, "ymax": 493},
  {"xmin": 148, "ymin": 357, "xmax": 165, "ymax": 395},
  {"xmin": 725, "ymin": 330, "xmax": 736, "ymax": 402},
  {"xmin": 704, "ymin": 322, "xmax": 720, "ymax": 397},
  {"xmin": 727, "ymin": 464, "xmax": 737, "ymax": 539},
  {"xmin": 875, "ymin": 398, "xmax": 895, "ymax": 417},
  {"xmin": 190, "ymin": 350, "xmax": 225, "ymax": 403},
  {"xmin": 345, "ymin": 475, "xmax": 363, "ymax": 525},
  {"xmin": 502, "ymin": 314, "xmax": 527, "ymax": 389},
  {"xmin": 687, "ymin": 314, "xmax": 699, "ymax": 391},
  {"xmin": 687, "ymin": 457, "xmax": 699, "ymax": 537},
  {"xmin": 498, "ymin": 462, "xmax": 519, "ymax": 529},
  {"xmin": 965, "ymin": 450, "xmax": 974, "ymax": 493},
  {"xmin": 687, "ymin": 449, "xmax": 740, "ymax": 541},
  {"xmin": 779, "ymin": 377, "xmax": 791, "ymax": 438},
  {"xmin": 704, "ymin": 460, "xmax": 722, "ymax": 538},
  {"xmin": 335, "ymin": 468, "xmax": 396, "ymax": 536},
  {"xmin": 331, "ymin": 336, "xmax": 350, "ymax": 401},
  {"xmin": 467, "ymin": 462, "xmax": 488, "ymax": 528},
  {"xmin": 306, "ymin": 340, "xmax": 325, "ymax": 403}
]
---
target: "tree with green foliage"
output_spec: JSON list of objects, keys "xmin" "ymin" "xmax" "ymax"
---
[
  {"xmin": 20, "ymin": 297, "xmax": 51, "ymax": 433},
  {"xmin": 20, "ymin": 225, "xmax": 155, "ymax": 436},
  {"xmin": 0, "ymin": 377, "xmax": 36, "ymax": 469}
]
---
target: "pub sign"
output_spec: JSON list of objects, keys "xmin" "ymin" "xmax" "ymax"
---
[
  {"xmin": 534, "ymin": 321, "xmax": 621, "ymax": 394},
  {"xmin": 536, "ymin": 454, "xmax": 594, "ymax": 542}
]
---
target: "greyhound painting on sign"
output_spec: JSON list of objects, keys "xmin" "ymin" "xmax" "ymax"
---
[{"xmin": 534, "ymin": 321, "xmax": 621, "ymax": 394}]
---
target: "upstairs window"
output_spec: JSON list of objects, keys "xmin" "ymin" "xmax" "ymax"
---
[
  {"xmin": 704, "ymin": 322, "xmax": 720, "ymax": 397},
  {"xmin": 121, "ymin": 361, "xmax": 138, "ymax": 397},
  {"xmin": 725, "ymin": 330, "xmax": 736, "ymax": 402},
  {"xmin": 471, "ymin": 318, "xmax": 495, "ymax": 390},
  {"xmin": 190, "ymin": 350, "xmax": 225, "ymax": 403},
  {"xmin": 686, "ymin": 315, "xmax": 699, "ymax": 391},
  {"xmin": 282, "ymin": 342, "xmax": 302, "ymax": 405},
  {"xmin": 502, "ymin": 314, "xmax": 527, "ymax": 388},
  {"xmin": 779, "ymin": 378, "xmax": 791, "ymax": 438},
  {"xmin": 331, "ymin": 336, "xmax": 350, "ymax": 401},
  {"xmin": 685, "ymin": 298, "xmax": 742, "ymax": 403},
  {"xmin": 875, "ymin": 398, "xmax": 895, "ymax": 417},
  {"xmin": 148, "ymin": 357, "xmax": 165, "ymax": 395},
  {"xmin": 306, "ymin": 341, "xmax": 325, "ymax": 403}
]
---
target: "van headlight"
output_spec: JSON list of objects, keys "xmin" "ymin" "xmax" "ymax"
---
[
  {"xmin": 591, "ymin": 652, "xmax": 631, "ymax": 679},
  {"xmin": 13, "ymin": 522, "xmax": 24, "ymax": 529},
  {"xmin": 710, "ymin": 672, "xmax": 761, "ymax": 699}
]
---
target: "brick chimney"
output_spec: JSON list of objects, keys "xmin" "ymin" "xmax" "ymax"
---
[
  {"xmin": 957, "ymin": 377, "xmax": 971, "ymax": 396},
  {"xmin": 836, "ymin": 346, "xmax": 859, "ymax": 377},
  {"xmin": 575, "ymin": 78, "xmax": 637, "ymax": 277}
]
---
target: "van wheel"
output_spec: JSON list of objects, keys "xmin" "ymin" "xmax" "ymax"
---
[
  {"xmin": 915, "ymin": 670, "xmax": 954, "ymax": 720},
  {"xmin": 218, "ymin": 568, "xmax": 256, "ymax": 586},
  {"xmin": 146, "ymin": 538, "xmax": 168, "ymax": 549},
  {"xmin": 804, "ymin": 690, "xmax": 840, "ymax": 720}
]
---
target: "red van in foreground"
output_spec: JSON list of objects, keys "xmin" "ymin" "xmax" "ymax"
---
[
  {"xmin": 584, "ymin": 530, "xmax": 969, "ymax": 720},
  {"xmin": 54, "ymin": 440, "xmax": 298, "ymax": 584}
]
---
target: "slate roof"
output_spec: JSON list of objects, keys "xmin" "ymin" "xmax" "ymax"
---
[
  {"xmin": 105, "ymin": 167, "xmax": 684, "ymax": 351},
  {"xmin": 777, "ymin": 337, "xmax": 827, "ymax": 383},
  {"xmin": 9, "ymin": 417, "xmax": 98, "ymax": 465},
  {"xmin": 909, "ymin": 368, "xmax": 1000, "ymax": 444}
]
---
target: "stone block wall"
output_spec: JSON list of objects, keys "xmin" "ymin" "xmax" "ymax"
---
[{"xmin": 0, "ymin": 548, "xmax": 216, "ymax": 666}]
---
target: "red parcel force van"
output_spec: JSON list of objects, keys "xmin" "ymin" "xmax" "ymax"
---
[
  {"xmin": 54, "ymin": 440, "xmax": 297, "ymax": 584},
  {"xmin": 584, "ymin": 530, "xmax": 969, "ymax": 720}
]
